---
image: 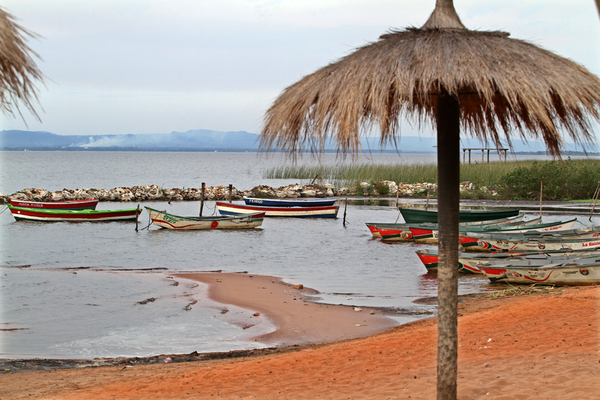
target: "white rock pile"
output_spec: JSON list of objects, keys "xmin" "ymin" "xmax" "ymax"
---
[{"xmin": 0, "ymin": 181, "xmax": 495, "ymax": 203}]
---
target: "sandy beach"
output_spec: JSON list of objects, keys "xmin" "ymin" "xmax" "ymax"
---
[{"xmin": 1, "ymin": 272, "xmax": 598, "ymax": 400}]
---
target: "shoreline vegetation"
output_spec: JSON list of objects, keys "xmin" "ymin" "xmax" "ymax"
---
[
  {"xmin": 3, "ymin": 159, "xmax": 600, "ymax": 204},
  {"xmin": 266, "ymin": 158, "xmax": 600, "ymax": 201}
]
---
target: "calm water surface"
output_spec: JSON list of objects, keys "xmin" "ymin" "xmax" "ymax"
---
[{"xmin": 0, "ymin": 151, "xmax": 594, "ymax": 359}]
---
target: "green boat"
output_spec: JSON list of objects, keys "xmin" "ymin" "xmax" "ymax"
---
[
  {"xmin": 399, "ymin": 207, "xmax": 520, "ymax": 223},
  {"xmin": 8, "ymin": 204, "xmax": 140, "ymax": 222}
]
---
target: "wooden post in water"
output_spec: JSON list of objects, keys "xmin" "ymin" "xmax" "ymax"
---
[
  {"xmin": 228, "ymin": 184, "xmax": 233, "ymax": 203},
  {"xmin": 135, "ymin": 204, "xmax": 140, "ymax": 231},
  {"xmin": 200, "ymin": 182, "xmax": 205, "ymax": 217},
  {"xmin": 540, "ymin": 181, "xmax": 543, "ymax": 218},
  {"xmin": 426, "ymin": 191, "xmax": 430, "ymax": 211},
  {"xmin": 343, "ymin": 198, "xmax": 348, "ymax": 227},
  {"xmin": 590, "ymin": 181, "xmax": 600, "ymax": 221}
]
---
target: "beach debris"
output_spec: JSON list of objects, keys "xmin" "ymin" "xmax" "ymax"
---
[
  {"xmin": 253, "ymin": 312, "xmax": 260, "ymax": 317},
  {"xmin": 356, "ymin": 324, "xmax": 367, "ymax": 327},
  {"xmin": 137, "ymin": 297, "xmax": 156, "ymax": 305},
  {"xmin": 293, "ymin": 284, "xmax": 304, "ymax": 290},
  {"xmin": 354, "ymin": 307, "xmax": 362, "ymax": 312},
  {"xmin": 183, "ymin": 300, "xmax": 197, "ymax": 311},
  {"xmin": 370, "ymin": 311, "xmax": 375, "ymax": 315},
  {"xmin": 164, "ymin": 357, "xmax": 172, "ymax": 363}
]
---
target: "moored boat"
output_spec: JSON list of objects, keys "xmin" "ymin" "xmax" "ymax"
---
[
  {"xmin": 9, "ymin": 198, "xmax": 99, "ymax": 210},
  {"xmin": 459, "ymin": 234, "xmax": 600, "ymax": 252},
  {"xmin": 145, "ymin": 206, "xmax": 265, "ymax": 230},
  {"xmin": 7, "ymin": 204, "xmax": 140, "ymax": 222},
  {"xmin": 409, "ymin": 218, "xmax": 577, "ymax": 243},
  {"xmin": 416, "ymin": 248, "xmax": 600, "ymax": 273},
  {"xmin": 367, "ymin": 215, "xmax": 527, "ymax": 239},
  {"xmin": 243, "ymin": 197, "xmax": 336, "ymax": 207},
  {"xmin": 478, "ymin": 263, "xmax": 600, "ymax": 285},
  {"xmin": 399, "ymin": 207, "xmax": 520, "ymax": 223},
  {"xmin": 216, "ymin": 202, "xmax": 339, "ymax": 218}
]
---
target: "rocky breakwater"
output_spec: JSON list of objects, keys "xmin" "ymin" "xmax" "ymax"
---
[
  {"xmin": 0, "ymin": 181, "xmax": 495, "ymax": 204},
  {"xmin": 0, "ymin": 183, "xmax": 336, "ymax": 204}
]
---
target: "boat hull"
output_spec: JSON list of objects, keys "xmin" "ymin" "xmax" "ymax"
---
[
  {"xmin": 216, "ymin": 202, "xmax": 339, "ymax": 218},
  {"xmin": 479, "ymin": 264, "xmax": 600, "ymax": 285},
  {"xmin": 243, "ymin": 197, "xmax": 336, "ymax": 207},
  {"xmin": 459, "ymin": 235, "xmax": 600, "ymax": 252},
  {"xmin": 416, "ymin": 249, "xmax": 600, "ymax": 274},
  {"xmin": 399, "ymin": 207, "xmax": 520, "ymax": 223},
  {"xmin": 8, "ymin": 205, "xmax": 140, "ymax": 222},
  {"xmin": 9, "ymin": 198, "xmax": 99, "ymax": 210},
  {"xmin": 411, "ymin": 218, "xmax": 577, "ymax": 244},
  {"xmin": 366, "ymin": 215, "xmax": 526, "ymax": 239},
  {"xmin": 145, "ymin": 207, "xmax": 265, "ymax": 230}
]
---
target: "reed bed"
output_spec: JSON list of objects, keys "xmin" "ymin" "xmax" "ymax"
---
[{"xmin": 264, "ymin": 158, "xmax": 600, "ymax": 200}]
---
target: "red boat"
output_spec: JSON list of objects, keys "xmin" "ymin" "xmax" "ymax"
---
[
  {"xmin": 7, "ymin": 205, "xmax": 140, "ymax": 222},
  {"xmin": 9, "ymin": 198, "xmax": 99, "ymax": 210}
]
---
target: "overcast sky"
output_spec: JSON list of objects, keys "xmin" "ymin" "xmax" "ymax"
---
[{"xmin": 2, "ymin": 0, "xmax": 599, "ymax": 139}]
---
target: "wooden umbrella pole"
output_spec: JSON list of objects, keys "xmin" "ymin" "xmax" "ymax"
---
[{"xmin": 435, "ymin": 87, "xmax": 460, "ymax": 400}]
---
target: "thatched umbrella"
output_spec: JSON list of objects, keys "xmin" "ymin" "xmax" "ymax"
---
[
  {"xmin": 0, "ymin": 6, "xmax": 44, "ymax": 121},
  {"xmin": 260, "ymin": 0, "xmax": 600, "ymax": 398}
]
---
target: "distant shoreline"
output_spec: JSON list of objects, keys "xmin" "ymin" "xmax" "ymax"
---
[{"xmin": 1, "ymin": 148, "xmax": 598, "ymax": 156}]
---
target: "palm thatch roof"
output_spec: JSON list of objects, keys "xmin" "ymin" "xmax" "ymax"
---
[
  {"xmin": 261, "ymin": 13, "xmax": 600, "ymax": 157},
  {"xmin": 0, "ymin": 6, "xmax": 44, "ymax": 121}
]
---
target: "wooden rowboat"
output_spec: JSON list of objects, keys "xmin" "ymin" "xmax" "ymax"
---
[
  {"xmin": 399, "ymin": 207, "xmax": 520, "ymax": 223},
  {"xmin": 374, "ymin": 216, "xmax": 538, "ymax": 242},
  {"xmin": 243, "ymin": 197, "xmax": 336, "ymax": 207},
  {"xmin": 459, "ymin": 234, "xmax": 600, "ymax": 253},
  {"xmin": 7, "ymin": 204, "xmax": 140, "ymax": 222},
  {"xmin": 216, "ymin": 202, "xmax": 339, "ymax": 218},
  {"xmin": 366, "ymin": 215, "xmax": 526, "ymax": 239},
  {"xmin": 145, "ymin": 206, "xmax": 265, "ymax": 230},
  {"xmin": 9, "ymin": 198, "xmax": 98, "ymax": 210},
  {"xmin": 409, "ymin": 218, "xmax": 577, "ymax": 243},
  {"xmin": 478, "ymin": 263, "xmax": 600, "ymax": 285},
  {"xmin": 416, "ymin": 248, "xmax": 600, "ymax": 274}
]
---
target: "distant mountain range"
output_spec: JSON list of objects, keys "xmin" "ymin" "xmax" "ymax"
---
[{"xmin": 0, "ymin": 129, "xmax": 597, "ymax": 154}]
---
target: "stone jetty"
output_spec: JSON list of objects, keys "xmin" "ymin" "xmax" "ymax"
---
[{"xmin": 0, "ymin": 181, "xmax": 494, "ymax": 204}]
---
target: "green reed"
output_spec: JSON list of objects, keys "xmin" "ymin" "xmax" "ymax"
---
[{"xmin": 264, "ymin": 158, "xmax": 600, "ymax": 200}]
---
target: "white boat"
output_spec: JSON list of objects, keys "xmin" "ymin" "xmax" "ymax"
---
[
  {"xmin": 416, "ymin": 248, "xmax": 600, "ymax": 273},
  {"xmin": 216, "ymin": 202, "xmax": 339, "ymax": 218},
  {"xmin": 145, "ymin": 207, "xmax": 265, "ymax": 230},
  {"xmin": 479, "ymin": 263, "xmax": 600, "ymax": 285}
]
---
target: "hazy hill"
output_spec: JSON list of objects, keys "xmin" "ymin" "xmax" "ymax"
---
[{"xmin": 0, "ymin": 129, "xmax": 596, "ymax": 153}]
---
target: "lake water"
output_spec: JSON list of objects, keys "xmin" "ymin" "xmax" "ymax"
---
[{"xmin": 0, "ymin": 151, "xmax": 596, "ymax": 360}]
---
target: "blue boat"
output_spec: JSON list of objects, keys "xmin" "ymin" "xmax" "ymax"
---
[{"xmin": 243, "ymin": 197, "xmax": 336, "ymax": 207}]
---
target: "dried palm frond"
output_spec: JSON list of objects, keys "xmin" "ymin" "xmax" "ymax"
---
[
  {"xmin": 0, "ymin": 6, "xmax": 44, "ymax": 121},
  {"xmin": 261, "ymin": 22, "xmax": 600, "ymax": 158}
]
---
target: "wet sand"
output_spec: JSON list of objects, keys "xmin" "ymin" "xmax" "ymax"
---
[
  {"xmin": 176, "ymin": 272, "xmax": 400, "ymax": 345},
  {"xmin": 0, "ymin": 274, "xmax": 598, "ymax": 400}
]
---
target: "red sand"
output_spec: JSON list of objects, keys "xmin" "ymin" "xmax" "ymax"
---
[{"xmin": 1, "ymin": 273, "xmax": 598, "ymax": 400}]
